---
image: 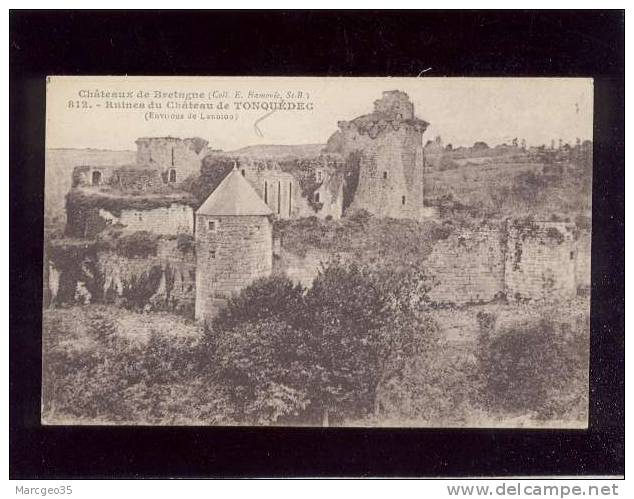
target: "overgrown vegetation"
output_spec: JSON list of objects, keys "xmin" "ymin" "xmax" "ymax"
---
[
  {"xmin": 480, "ymin": 316, "xmax": 588, "ymax": 419},
  {"xmin": 66, "ymin": 188, "xmax": 197, "ymax": 218},
  {"xmin": 273, "ymin": 210, "xmax": 455, "ymax": 272},
  {"xmin": 425, "ymin": 149, "xmax": 592, "ymax": 220},
  {"xmin": 180, "ymin": 154, "xmax": 235, "ymax": 206},
  {"xmin": 43, "ymin": 260, "xmax": 588, "ymax": 426},
  {"xmin": 114, "ymin": 230, "xmax": 160, "ymax": 258}
]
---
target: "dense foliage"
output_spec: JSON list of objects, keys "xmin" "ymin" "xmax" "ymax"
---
[
  {"xmin": 114, "ymin": 230, "xmax": 160, "ymax": 258},
  {"xmin": 480, "ymin": 317, "xmax": 588, "ymax": 419},
  {"xmin": 204, "ymin": 263, "xmax": 439, "ymax": 424},
  {"xmin": 43, "ymin": 267, "xmax": 588, "ymax": 426}
]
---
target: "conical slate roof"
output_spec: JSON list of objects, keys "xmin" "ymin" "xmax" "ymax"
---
[{"xmin": 197, "ymin": 166, "xmax": 273, "ymax": 216}]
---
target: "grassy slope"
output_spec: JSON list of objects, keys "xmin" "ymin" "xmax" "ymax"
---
[{"xmin": 424, "ymin": 157, "xmax": 591, "ymax": 220}]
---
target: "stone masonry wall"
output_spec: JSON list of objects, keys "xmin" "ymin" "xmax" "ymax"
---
[
  {"xmin": 242, "ymin": 166, "xmax": 297, "ymax": 219},
  {"xmin": 425, "ymin": 226, "xmax": 507, "ymax": 305},
  {"xmin": 242, "ymin": 159, "xmax": 344, "ymax": 220},
  {"xmin": 195, "ymin": 214, "xmax": 272, "ymax": 323},
  {"xmin": 98, "ymin": 203, "xmax": 194, "ymax": 235},
  {"xmin": 273, "ymin": 248, "xmax": 350, "ymax": 287},
  {"xmin": 97, "ymin": 241, "xmax": 196, "ymax": 314},
  {"xmin": 505, "ymin": 221, "xmax": 577, "ymax": 301},
  {"xmin": 274, "ymin": 220, "xmax": 585, "ymax": 306},
  {"xmin": 136, "ymin": 137, "xmax": 208, "ymax": 182},
  {"xmin": 72, "ymin": 165, "xmax": 118, "ymax": 188}
]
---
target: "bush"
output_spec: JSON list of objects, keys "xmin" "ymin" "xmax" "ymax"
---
[
  {"xmin": 119, "ymin": 265, "xmax": 164, "ymax": 310},
  {"xmin": 304, "ymin": 262, "xmax": 439, "ymax": 421},
  {"xmin": 42, "ymin": 307, "xmax": 227, "ymax": 424},
  {"xmin": 378, "ymin": 348, "xmax": 480, "ymax": 424},
  {"xmin": 115, "ymin": 231, "xmax": 160, "ymax": 258},
  {"xmin": 211, "ymin": 275, "xmax": 306, "ymax": 332},
  {"xmin": 213, "ymin": 319, "xmax": 313, "ymax": 424},
  {"xmin": 481, "ymin": 317, "xmax": 587, "ymax": 419},
  {"xmin": 176, "ymin": 233, "xmax": 195, "ymax": 253}
]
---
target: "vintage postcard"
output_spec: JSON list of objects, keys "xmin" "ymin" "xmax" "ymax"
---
[{"xmin": 43, "ymin": 76, "xmax": 592, "ymax": 427}]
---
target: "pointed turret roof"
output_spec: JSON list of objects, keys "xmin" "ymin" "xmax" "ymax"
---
[{"xmin": 197, "ymin": 165, "xmax": 273, "ymax": 216}]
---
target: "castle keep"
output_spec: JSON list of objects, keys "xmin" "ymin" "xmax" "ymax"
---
[{"xmin": 325, "ymin": 90, "xmax": 430, "ymax": 219}]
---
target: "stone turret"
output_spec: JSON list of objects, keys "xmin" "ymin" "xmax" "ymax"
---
[{"xmin": 194, "ymin": 165, "xmax": 273, "ymax": 323}]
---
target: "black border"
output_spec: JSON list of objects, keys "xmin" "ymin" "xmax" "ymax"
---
[{"xmin": 10, "ymin": 10, "xmax": 625, "ymax": 478}]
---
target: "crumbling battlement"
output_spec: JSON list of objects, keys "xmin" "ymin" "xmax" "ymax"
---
[{"xmin": 72, "ymin": 165, "xmax": 166, "ymax": 191}]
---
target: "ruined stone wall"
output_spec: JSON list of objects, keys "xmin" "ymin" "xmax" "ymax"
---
[
  {"xmin": 195, "ymin": 214, "xmax": 272, "ymax": 323},
  {"xmin": 326, "ymin": 120, "xmax": 426, "ymax": 220},
  {"xmin": 242, "ymin": 166, "xmax": 297, "ymax": 219},
  {"xmin": 505, "ymin": 221, "xmax": 577, "ymax": 301},
  {"xmin": 136, "ymin": 137, "xmax": 208, "ymax": 182},
  {"xmin": 72, "ymin": 165, "xmax": 118, "ymax": 188},
  {"xmin": 45, "ymin": 237, "xmax": 196, "ymax": 314},
  {"xmin": 425, "ymin": 226, "xmax": 507, "ymax": 305},
  {"xmin": 273, "ymin": 220, "xmax": 585, "ymax": 306},
  {"xmin": 110, "ymin": 168, "xmax": 164, "ymax": 191},
  {"xmin": 273, "ymin": 248, "xmax": 350, "ymax": 287},
  {"xmin": 73, "ymin": 165, "xmax": 167, "ymax": 192},
  {"xmin": 241, "ymin": 157, "xmax": 344, "ymax": 220},
  {"xmin": 98, "ymin": 203, "xmax": 194, "ymax": 235},
  {"xmin": 308, "ymin": 177, "xmax": 344, "ymax": 219}
]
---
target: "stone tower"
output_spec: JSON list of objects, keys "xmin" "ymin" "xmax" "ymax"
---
[
  {"xmin": 325, "ymin": 90, "xmax": 430, "ymax": 219},
  {"xmin": 135, "ymin": 136, "xmax": 209, "ymax": 184},
  {"xmin": 195, "ymin": 166, "xmax": 273, "ymax": 323}
]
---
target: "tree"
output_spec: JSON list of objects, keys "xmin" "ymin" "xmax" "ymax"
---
[
  {"xmin": 473, "ymin": 141, "xmax": 489, "ymax": 150},
  {"xmin": 213, "ymin": 319, "xmax": 313, "ymax": 424},
  {"xmin": 205, "ymin": 264, "xmax": 438, "ymax": 426},
  {"xmin": 480, "ymin": 317, "xmax": 587, "ymax": 418},
  {"xmin": 304, "ymin": 263, "xmax": 438, "ymax": 424},
  {"xmin": 210, "ymin": 275, "xmax": 306, "ymax": 332},
  {"xmin": 180, "ymin": 154, "xmax": 235, "ymax": 207}
]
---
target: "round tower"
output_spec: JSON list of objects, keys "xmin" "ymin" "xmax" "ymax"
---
[{"xmin": 195, "ymin": 165, "xmax": 273, "ymax": 323}]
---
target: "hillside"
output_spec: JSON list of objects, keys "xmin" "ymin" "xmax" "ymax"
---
[
  {"xmin": 424, "ymin": 156, "xmax": 592, "ymax": 221},
  {"xmin": 45, "ymin": 148, "xmax": 135, "ymax": 228}
]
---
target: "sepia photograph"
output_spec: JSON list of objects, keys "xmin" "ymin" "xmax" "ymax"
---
[{"xmin": 41, "ymin": 76, "xmax": 593, "ymax": 428}]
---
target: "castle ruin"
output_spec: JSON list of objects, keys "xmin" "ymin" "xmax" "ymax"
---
[{"xmin": 50, "ymin": 90, "xmax": 590, "ymax": 323}]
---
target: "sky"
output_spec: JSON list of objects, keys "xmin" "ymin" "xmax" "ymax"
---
[{"xmin": 46, "ymin": 76, "xmax": 593, "ymax": 151}]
